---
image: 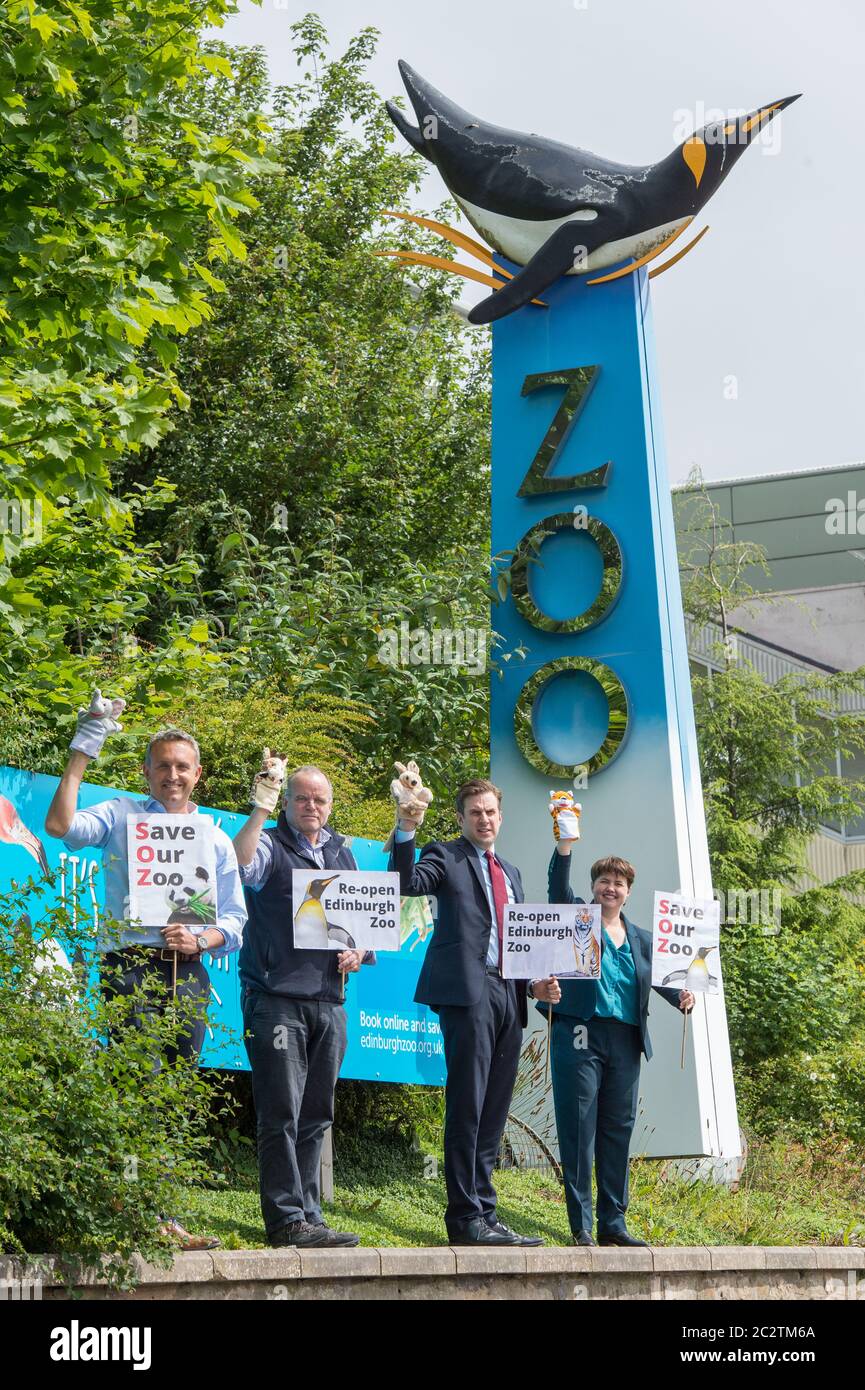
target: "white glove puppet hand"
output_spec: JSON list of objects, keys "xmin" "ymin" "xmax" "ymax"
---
[
  {"xmin": 392, "ymin": 759, "xmax": 433, "ymax": 830},
  {"xmin": 70, "ymin": 689, "xmax": 126, "ymax": 759},
  {"xmin": 250, "ymin": 747, "xmax": 287, "ymax": 814}
]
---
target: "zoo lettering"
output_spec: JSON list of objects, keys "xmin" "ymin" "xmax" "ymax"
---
[
  {"xmin": 134, "ymin": 820, "xmax": 195, "ymax": 887},
  {"xmin": 510, "ymin": 367, "xmax": 629, "ymax": 778},
  {"xmin": 656, "ymin": 900, "xmax": 703, "ymax": 957}
]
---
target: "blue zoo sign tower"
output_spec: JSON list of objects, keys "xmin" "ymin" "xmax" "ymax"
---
[
  {"xmin": 490, "ymin": 266, "xmax": 739, "ymax": 1159},
  {"xmin": 384, "ymin": 61, "xmax": 797, "ymax": 1160}
]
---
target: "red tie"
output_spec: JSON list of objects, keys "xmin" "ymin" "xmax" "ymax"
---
[{"xmin": 485, "ymin": 850, "xmax": 508, "ymax": 968}]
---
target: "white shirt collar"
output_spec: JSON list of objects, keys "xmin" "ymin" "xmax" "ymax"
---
[
  {"xmin": 469, "ymin": 838, "xmax": 498, "ymax": 861},
  {"xmin": 143, "ymin": 796, "xmax": 198, "ymax": 815}
]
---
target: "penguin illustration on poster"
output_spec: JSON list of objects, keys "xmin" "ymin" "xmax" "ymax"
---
[
  {"xmin": 291, "ymin": 870, "xmax": 402, "ymax": 954},
  {"xmin": 652, "ymin": 891, "xmax": 721, "ymax": 992}
]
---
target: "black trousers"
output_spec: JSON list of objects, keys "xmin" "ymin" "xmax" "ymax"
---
[
  {"xmin": 550, "ymin": 1014, "xmax": 642, "ymax": 1235},
  {"xmin": 101, "ymin": 948, "xmax": 210, "ymax": 1068},
  {"xmin": 242, "ymin": 989, "xmax": 347, "ymax": 1238},
  {"xmin": 438, "ymin": 974, "xmax": 522, "ymax": 1234}
]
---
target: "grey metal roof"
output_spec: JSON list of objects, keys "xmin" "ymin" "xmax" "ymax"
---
[{"xmin": 674, "ymin": 462, "xmax": 865, "ymax": 593}]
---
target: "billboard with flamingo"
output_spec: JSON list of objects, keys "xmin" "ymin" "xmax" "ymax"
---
[{"xmin": 0, "ymin": 764, "xmax": 443, "ymax": 1082}]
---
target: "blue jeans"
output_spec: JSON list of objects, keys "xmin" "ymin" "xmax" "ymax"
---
[{"xmin": 242, "ymin": 990, "xmax": 347, "ymax": 1237}]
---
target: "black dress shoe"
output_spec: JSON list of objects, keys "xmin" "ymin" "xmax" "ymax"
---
[
  {"xmin": 597, "ymin": 1229, "xmax": 647, "ymax": 1247},
  {"xmin": 487, "ymin": 1218, "xmax": 544, "ymax": 1247},
  {"xmin": 449, "ymin": 1217, "xmax": 522, "ymax": 1246},
  {"xmin": 573, "ymin": 1229, "xmax": 597, "ymax": 1246},
  {"xmin": 307, "ymin": 1221, "xmax": 361, "ymax": 1247},
  {"xmin": 270, "ymin": 1220, "xmax": 359, "ymax": 1248}
]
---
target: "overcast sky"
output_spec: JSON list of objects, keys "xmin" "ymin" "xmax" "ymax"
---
[{"xmin": 210, "ymin": 0, "xmax": 865, "ymax": 486}]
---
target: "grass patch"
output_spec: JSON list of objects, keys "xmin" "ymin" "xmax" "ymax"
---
[{"xmin": 179, "ymin": 1132, "xmax": 865, "ymax": 1249}]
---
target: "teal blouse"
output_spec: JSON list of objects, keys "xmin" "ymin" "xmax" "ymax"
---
[{"xmin": 594, "ymin": 926, "xmax": 640, "ymax": 1026}]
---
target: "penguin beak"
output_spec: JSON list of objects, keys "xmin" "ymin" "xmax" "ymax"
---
[
  {"xmin": 725, "ymin": 93, "xmax": 801, "ymax": 146},
  {"xmin": 685, "ymin": 94, "xmax": 799, "ymax": 202}
]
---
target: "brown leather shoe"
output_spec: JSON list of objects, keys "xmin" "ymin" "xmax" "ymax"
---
[{"xmin": 159, "ymin": 1218, "xmax": 221, "ymax": 1251}]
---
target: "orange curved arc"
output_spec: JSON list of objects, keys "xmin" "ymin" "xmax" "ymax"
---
[
  {"xmin": 382, "ymin": 209, "xmax": 498, "ymax": 270},
  {"xmin": 585, "ymin": 219, "xmax": 693, "ymax": 286},
  {"xmin": 374, "ymin": 250, "xmax": 547, "ymax": 306},
  {"xmin": 648, "ymin": 224, "xmax": 710, "ymax": 279},
  {"xmin": 375, "ymin": 249, "xmax": 506, "ymax": 290}
]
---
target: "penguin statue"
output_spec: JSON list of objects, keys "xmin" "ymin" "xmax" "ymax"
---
[{"xmin": 385, "ymin": 62, "xmax": 799, "ymax": 324}]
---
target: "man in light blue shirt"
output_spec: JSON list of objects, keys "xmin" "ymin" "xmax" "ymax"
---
[
  {"xmin": 45, "ymin": 697, "xmax": 246, "ymax": 1251},
  {"xmin": 55, "ymin": 789, "xmax": 245, "ymax": 958},
  {"xmin": 46, "ymin": 719, "xmax": 245, "ymax": 961}
]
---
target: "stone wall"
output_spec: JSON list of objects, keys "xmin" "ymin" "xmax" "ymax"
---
[{"xmin": 3, "ymin": 1246, "xmax": 863, "ymax": 1301}]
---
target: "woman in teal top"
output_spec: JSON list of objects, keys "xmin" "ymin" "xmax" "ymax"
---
[{"xmin": 540, "ymin": 841, "xmax": 693, "ymax": 1247}]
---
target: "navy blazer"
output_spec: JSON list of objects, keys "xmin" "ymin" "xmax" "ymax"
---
[
  {"xmin": 545, "ymin": 849, "xmax": 682, "ymax": 1060},
  {"xmin": 389, "ymin": 835, "xmax": 528, "ymax": 1027}
]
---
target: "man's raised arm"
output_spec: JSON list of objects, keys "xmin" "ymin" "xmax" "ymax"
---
[
  {"xmin": 235, "ymin": 805, "xmax": 271, "ymax": 869},
  {"xmin": 234, "ymin": 749, "xmax": 285, "ymax": 871},
  {"xmin": 45, "ymin": 689, "xmax": 126, "ymax": 838}
]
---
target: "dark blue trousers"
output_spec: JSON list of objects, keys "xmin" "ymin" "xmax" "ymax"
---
[
  {"xmin": 242, "ymin": 989, "xmax": 347, "ymax": 1238},
  {"xmin": 550, "ymin": 1014, "xmax": 642, "ymax": 1236},
  {"xmin": 102, "ymin": 948, "xmax": 210, "ymax": 1067},
  {"xmin": 438, "ymin": 975, "xmax": 522, "ymax": 1235}
]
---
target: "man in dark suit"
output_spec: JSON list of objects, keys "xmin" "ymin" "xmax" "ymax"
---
[{"xmin": 390, "ymin": 777, "xmax": 557, "ymax": 1246}]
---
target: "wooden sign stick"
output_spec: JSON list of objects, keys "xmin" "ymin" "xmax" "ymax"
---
[{"xmin": 545, "ymin": 1001, "xmax": 552, "ymax": 1084}]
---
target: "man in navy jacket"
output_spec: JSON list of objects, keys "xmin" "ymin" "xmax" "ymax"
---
[
  {"xmin": 390, "ymin": 777, "xmax": 557, "ymax": 1246},
  {"xmin": 235, "ymin": 761, "xmax": 372, "ymax": 1249}
]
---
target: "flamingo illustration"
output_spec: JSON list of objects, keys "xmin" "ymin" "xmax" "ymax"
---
[{"xmin": 0, "ymin": 795, "xmax": 49, "ymax": 875}]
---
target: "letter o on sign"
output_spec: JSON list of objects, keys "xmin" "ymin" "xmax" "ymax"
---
[
  {"xmin": 509, "ymin": 512, "xmax": 623, "ymax": 634},
  {"xmin": 514, "ymin": 655, "xmax": 629, "ymax": 777}
]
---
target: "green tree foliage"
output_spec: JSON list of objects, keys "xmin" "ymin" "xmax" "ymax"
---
[
  {"xmin": 724, "ymin": 876, "xmax": 865, "ymax": 1142},
  {"xmin": 123, "ymin": 15, "xmax": 491, "ymax": 580},
  {"xmin": 676, "ymin": 464, "xmax": 773, "ymax": 642},
  {"xmin": 166, "ymin": 684, "xmax": 395, "ymax": 839},
  {"xmin": 695, "ymin": 664, "xmax": 865, "ymax": 890},
  {"xmin": 0, "ymin": 0, "xmax": 272, "ymax": 618},
  {"xmin": 676, "ymin": 473, "xmax": 865, "ymax": 1141},
  {"xmin": 0, "ymin": 891, "xmax": 231, "ymax": 1279},
  {"xmin": 0, "ymin": 480, "xmax": 222, "ymax": 774},
  {"xmin": 161, "ymin": 498, "xmax": 493, "ymax": 813},
  {"xmin": 2, "ymin": 14, "xmax": 495, "ymax": 818}
]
